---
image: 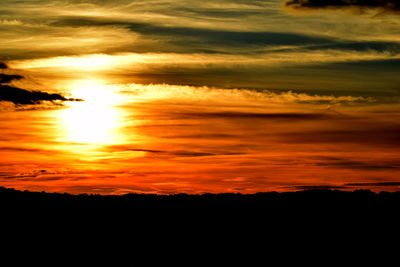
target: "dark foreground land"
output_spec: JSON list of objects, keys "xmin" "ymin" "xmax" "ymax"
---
[
  {"xmin": 1, "ymin": 186, "xmax": 399, "ymax": 199},
  {"xmin": 2, "ymin": 186, "xmax": 400, "ymax": 211},
  {"xmin": 2, "ymin": 186, "xmax": 400, "ymax": 202},
  {"xmin": 2, "ymin": 187, "xmax": 400, "ymax": 237}
]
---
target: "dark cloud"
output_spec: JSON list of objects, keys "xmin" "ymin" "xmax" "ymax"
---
[
  {"xmin": 106, "ymin": 146, "xmax": 164, "ymax": 153},
  {"xmin": 114, "ymin": 58, "xmax": 400, "ymax": 97},
  {"xmin": 285, "ymin": 185, "xmax": 348, "ymax": 190},
  {"xmin": 330, "ymin": 58, "xmax": 400, "ymax": 69},
  {"xmin": 51, "ymin": 16, "xmax": 334, "ymax": 49},
  {"xmin": 0, "ymin": 174, "xmax": 38, "ymax": 180},
  {"xmin": 346, "ymin": 182, "xmax": 400, "ymax": 187},
  {"xmin": 106, "ymin": 145, "xmax": 240, "ymax": 158},
  {"xmin": 275, "ymin": 40, "xmax": 400, "ymax": 55},
  {"xmin": 171, "ymin": 111, "xmax": 335, "ymax": 120},
  {"xmin": 0, "ymin": 73, "xmax": 23, "ymax": 84},
  {"xmin": 163, "ymin": 133, "xmax": 239, "ymax": 139},
  {"xmin": 0, "ymin": 63, "xmax": 81, "ymax": 105},
  {"xmin": 0, "ymin": 84, "xmax": 71, "ymax": 105},
  {"xmin": 286, "ymin": 182, "xmax": 400, "ymax": 190},
  {"xmin": 314, "ymin": 159, "xmax": 399, "ymax": 170},
  {"xmin": 282, "ymin": 125, "xmax": 400, "ymax": 146},
  {"xmin": 0, "ymin": 147, "xmax": 41, "ymax": 152},
  {"xmin": 172, "ymin": 151, "xmax": 215, "ymax": 157},
  {"xmin": 284, "ymin": 0, "xmax": 400, "ymax": 13}
]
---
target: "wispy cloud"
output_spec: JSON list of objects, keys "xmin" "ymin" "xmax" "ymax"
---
[
  {"xmin": 1, "ymin": 0, "xmax": 399, "ymax": 96},
  {"xmin": 0, "ymin": 19, "xmax": 22, "ymax": 25},
  {"xmin": 115, "ymin": 83, "xmax": 374, "ymax": 104}
]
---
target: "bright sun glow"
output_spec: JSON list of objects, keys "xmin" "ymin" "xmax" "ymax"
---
[
  {"xmin": 11, "ymin": 54, "xmax": 115, "ymax": 71},
  {"xmin": 59, "ymin": 80, "xmax": 126, "ymax": 145}
]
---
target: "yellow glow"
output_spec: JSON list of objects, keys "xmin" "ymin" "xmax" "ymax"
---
[
  {"xmin": 66, "ymin": 55, "xmax": 110, "ymax": 70},
  {"xmin": 9, "ymin": 52, "xmax": 400, "ymax": 73},
  {"xmin": 69, "ymin": 79, "xmax": 123, "ymax": 106},
  {"xmin": 12, "ymin": 54, "xmax": 115, "ymax": 71},
  {"xmin": 59, "ymin": 80, "xmax": 125, "ymax": 145}
]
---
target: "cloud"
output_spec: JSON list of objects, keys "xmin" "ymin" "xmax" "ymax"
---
[
  {"xmin": 50, "ymin": 15, "xmax": 400, "ymax": 56},
  {"xmin": 285, "ymin": 185, "xmax": 348, "ymax": 190},
  {"xmin": 314, "ymin": 159, "xmax": 399, "ymax": 169},
  {"xmin": 0, "ymin": 19, "xmax": 22, "ymax": 26},
  {"xmin": 169, "ymin": 111, "xmax": 336, "ymax": 120},
  {"xmin": 0, "ymin": 147, "xmax": 41, "ymax": 152},
  {"xmin": 0, "ymin": 74, "xmax": 23, "ymax": 84},
  {"xmin": 50, "ymin": 16, "xmax": 336, "ymax": 50},
  {"xmin": 283, "ymin": 0, "xmax": 400, "ymax": 13},
  {"xmin": 0, "ymin": 85, "xmax": 71, "ymax": 104},
  {"xmin": 0, "ymin": 62, "xmax": 81, "ymax": 105},
  {"xmin": 105, "ymin": 146, "xmax": 164, "ymax": 154},
  {"xmin": 105, "ymin": 145, "xmax": 244, "ymax": 158},
  {"xmin": 2, "ymin": 1, "xmax": 400, "ymax": 99},
  {"xmin": 285, "ymin": 182, "xmax": 400, "ymax": 190},
  {"xmin": 119, "ymin": 82, "xmax": 375, "ymax": 105},
  {"xmin": 345, "ymin": 182, "xmax": 400, "ymax": 187},
  {"xmin": 281, "ymin": 125, "xmax": 400, "ymax": 146},
  {"xmin": 290, "ymin": 41, "xmax": 400, "ymax": 55}
]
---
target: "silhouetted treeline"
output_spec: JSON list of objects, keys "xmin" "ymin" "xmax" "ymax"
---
[
  {"xmin": 2, "ymin": 186, "xmax": 400, "ymax": 209},
  {"xmin": 2, "ymin": 187, "xmax": 400, "ymax": 235}
]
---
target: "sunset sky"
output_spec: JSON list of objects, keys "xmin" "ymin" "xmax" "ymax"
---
[{"xmin": 0, "ymin": 0, "xmax": 399, "ymax": 194}]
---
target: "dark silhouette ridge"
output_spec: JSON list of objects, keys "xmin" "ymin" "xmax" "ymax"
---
[
  {"xmin": 2, "ymin": 186, "xmax": 400, "ymax": 209},
  {"xmin": 3, "ymin": 186, "xmax": 400, "ymax": 227},
  {"xmin": 3, "ymin": 187, "xmax": 399, "ymax": 234}
]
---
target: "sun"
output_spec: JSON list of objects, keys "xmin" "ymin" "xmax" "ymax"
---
[{"xmin": 58, "ymin": 79, "xmax": 125, "ymax": 145}]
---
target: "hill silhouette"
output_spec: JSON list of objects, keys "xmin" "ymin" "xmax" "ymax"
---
[
  {"xmin": 2, "ymin": 186, "xmax": 400, "ymax": 212},
  {"xmin": 2, "ymin": 187, "xmax": 399, "ymax": 234}
]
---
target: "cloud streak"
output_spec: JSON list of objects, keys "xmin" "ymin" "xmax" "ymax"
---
[
  {"xmin": 50, "ymin": 16, "xmax": 400, "ymax": 55},
  {"xmin": 284, "ymin": 0, "xmax": 400, "ymax": 13},
  {"xmin": 1, "ymin": 0, "xmax": 400, "ymax": 98},
  {"xmin": 345, "ymin": 182, "xmax": 400, "ymax": 187},
  {"xmin": 50, "ymin": 16, "xmax": 336, "ymax": 51}
]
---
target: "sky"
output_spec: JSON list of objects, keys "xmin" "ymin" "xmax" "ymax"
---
[{"xmin": 0, "ymin": 0, "xmax": 399, "ymax": 194}]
